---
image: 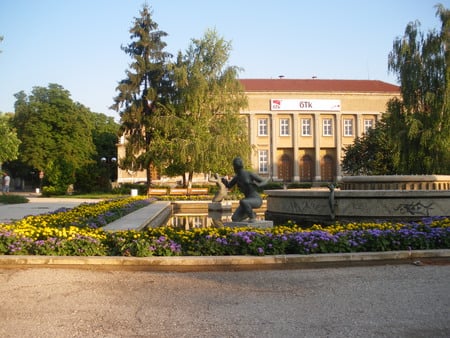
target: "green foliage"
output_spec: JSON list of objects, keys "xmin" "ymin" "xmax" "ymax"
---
[
  {"xmin": 111, "ymin": 4, "xmax": 172, "ymax": 190},
  {"xmin": 30, "ymin": 236, "xmax": 107, "ymax": 256},
  {"xmin": 12, "ymin": 84, "xmax": 96, "ymax": 190},
  {"xmin": 41, "ymin": 185, "xmax": 67, "ymax": 197},
  {"xmin": 75, "ymin": 113, "xmax": 120, "ymax": 193},
  {"xmin": 0, "ymin": 114, "xmax": 21, "ymax": 164},
  {"xmin": 343, "ymin": 5, "xmax": 450, "ymax": 175},
  {"xmin": 158, "ymin": 29, "xmax": 250, "ymax": 182},
  {"xmin": 75, "ymin": 163, "xmax": 112, "ymax": 193},
  {"xmin": 112, "ymin": 6, "xmax": 250, "ymax": 189},
  {"xmin": 10, "ymin": 84, "xmax": 119, "ymax": 194},
  {"xmin": 0, "ymin": 194, "xmax": 28, "ymax": 204},
  {"xmin": 342, "ymin": 119, "xmax": 396, "ymax": 175},
  {"xmin": 44, "ymin": 158, "xmax": 75, "ymax": 194},
  {"xmin": 385, "ymin": 5, "xmax": 450, "ymax": 174}
]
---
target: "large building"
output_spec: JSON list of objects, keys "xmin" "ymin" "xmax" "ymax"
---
[
  {"xmin": 240, "ymin": 79, "xmax": 400, "ymax": 183},
  {"xmin": 116, "ymin": 78, "xmax": 400, "ymax": 184}
]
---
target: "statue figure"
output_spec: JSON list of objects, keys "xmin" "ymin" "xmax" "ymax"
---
[
  {"xmin": 209, "ymin": 173, "xmax": 228, "ymax": 202},
  {"xmin": 221, "ymin": 157, "xmax": 270, "ymax": 222}
]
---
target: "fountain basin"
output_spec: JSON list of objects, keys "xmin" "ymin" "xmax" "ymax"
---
[
  {"xmin": 340, "ymin": 175, "xmax": 450, "ymax": 190},
  {"xmin": 265, "ymin": 189, "xmax": 450, "ymax": 226}
]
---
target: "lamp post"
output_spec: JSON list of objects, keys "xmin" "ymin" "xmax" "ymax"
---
[
  {"xmin": 38, "ymin": 171, "xmax": 44, "ymax": 194},
  {"xmin": 100, "ymin": 156, "xmax": 117, "ymax": 182}
]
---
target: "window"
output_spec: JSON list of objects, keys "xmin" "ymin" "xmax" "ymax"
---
[
  {"xmin": 343, "ymin": 119, "xmax": 353, "ymax": 136},
  {"xmin": 364, "ymin": 119, "xmax": 374, "ymax": 133},
  {"xmin": 301, "ymin": 118, "xmax": 311, "ymax": 136},
  {"xmin": 258, "ymin": 150, "xmax": 269, "ymax": 173},
  {"xmin": 323, "ymin": 118, "xmax": 333, "ymax": 136},
  {"xmin": 280, "ymin": 118, "xmax": 290, "ymax": 136},
  {"xmin": 258, "ymin": 118, "xmax": 268, "ymax": 136}
]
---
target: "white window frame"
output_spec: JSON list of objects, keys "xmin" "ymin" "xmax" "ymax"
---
[
  {"xmin": 364, "ymin": 119, "xmax": 374, "ymax": 133},
  {"xmin": 258, "ymin": 118, "xmax": 268, "ymax": 136},
  {"xmin": 280, "ymin": 118, "xmax": 290, "ymax": 136},
  {"xmin": 301, "ymin": 118, "xmax": 311, "ymax": 136},
  {"xmin": 258, "ymin": 150, "xmax": 269, "ymax": 174},
  {"xmin": 323, "ymin": 118, "xmax": 333, "ymax": 136},
  {"xmin": 343, "ymin": 119, "xmax": 353, "ymax": 136}
]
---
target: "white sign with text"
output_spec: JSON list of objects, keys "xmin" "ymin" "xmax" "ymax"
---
[{"xmin": 270, "ymin": 99, "xmax": 341, "ymax": 111}]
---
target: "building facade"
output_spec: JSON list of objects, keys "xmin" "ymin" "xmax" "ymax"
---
[
  {"xmin": 240, "ymin": 79, "xmax": 400, "ymax": 183},
  {"xmin": 116, "ymin": 78, "xmax": 400, "ymax": 184}
]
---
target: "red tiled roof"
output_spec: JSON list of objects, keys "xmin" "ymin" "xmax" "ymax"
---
[{"xmin": 239, "ymin": 79, "xmax": 400, "ymax": 93}]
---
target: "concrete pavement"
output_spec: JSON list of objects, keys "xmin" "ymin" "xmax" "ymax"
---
[{"xmin": 0, "ymin": 194, "xmax": 100, "ymax": 224}]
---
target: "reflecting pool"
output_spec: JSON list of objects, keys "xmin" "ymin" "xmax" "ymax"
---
[{"xmin": 166, "ymin": 210, "xmax": 266, "ymax": 230}]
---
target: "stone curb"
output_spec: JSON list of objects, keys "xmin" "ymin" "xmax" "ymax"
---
[{"xmin": 0, "ymin": 249, "xmax": 449, "ymax": 271}]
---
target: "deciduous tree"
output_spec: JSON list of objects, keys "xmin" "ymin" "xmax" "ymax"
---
[
  {"xmin": 386, "ymin": 4, "xmax": 450, "ymax": 174},
  {"xmin": 158, "ymin": 29, "xmax": 249, "ymax": 185},
  {"xmin": 343, "ymin": 5, "xmax": 450, "ymax": 175},
  {"xmin": 342, "ymin": 119, "xmax": 396, "ymax": 175},
  {"xmin": 12, "ymin": 84, "xmax": 95, "ymax": 192},
  {"xmin": 0, "ymin": 114, "xmax": 21, "ymax": 169}
]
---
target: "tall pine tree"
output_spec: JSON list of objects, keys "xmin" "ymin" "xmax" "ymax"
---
[{"xmin": 111, "ymin": 4, "xmax": 172, "ymax": 190}]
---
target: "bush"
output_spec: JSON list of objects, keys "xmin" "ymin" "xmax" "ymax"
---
[
  {"xmin": 42, "ymin": 185, "xmax": 67, "ymax": 196},
  {"xmin": 0, "ymin": 194, "xmax": 29, "ymax": 204}
]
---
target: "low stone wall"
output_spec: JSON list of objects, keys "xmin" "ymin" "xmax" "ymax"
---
[
  {"xmin": 265, "ymin": 189, "xmax": 450, "ymax": 226},
  {"xmin": 340, "ymin": 175, "xmax": 450, "ymax": 191}
]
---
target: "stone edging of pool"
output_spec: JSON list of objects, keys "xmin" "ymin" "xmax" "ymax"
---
[{"xmin": 0, "ymin": 249, "xmax": 449, "ymax": 271}]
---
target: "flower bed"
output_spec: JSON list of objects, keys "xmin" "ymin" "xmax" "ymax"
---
[
  {"xmin": 0, "ymin": 198, "xmax": 449, "ymax": 256},
  {"xmin": 0, "ymin": 197, "xmax": 151, "ymax": 255}
]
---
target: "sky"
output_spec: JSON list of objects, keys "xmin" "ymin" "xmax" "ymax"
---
[{"xmin": 0, "ymin": 0, "xmax": 448, "ymax": 119}]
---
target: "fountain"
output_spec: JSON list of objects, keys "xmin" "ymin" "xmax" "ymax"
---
[
  {"xmin": 167, "ymin": 200, "xmax": 267, "ymax": 230},
  {"xmin": 167, "ymin": 158, "xmax": 274, "ymax": 229},
  {"xmin": 265, "ymin": 175, "xmax": 450, "ymax": 226}
]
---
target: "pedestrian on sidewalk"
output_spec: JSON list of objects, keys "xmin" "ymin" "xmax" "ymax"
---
[{"xmin": 2, "ymin": 172, "xmax": 10, "ymax": 194}]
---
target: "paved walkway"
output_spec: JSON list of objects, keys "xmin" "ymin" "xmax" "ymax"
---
[
  {"xmin": 1, "ymin": 264, "xmax": 449, "ymax": 337},
  {"xmin": 0, "ymin": 194, "xmax": 100, "ymax": 224}
]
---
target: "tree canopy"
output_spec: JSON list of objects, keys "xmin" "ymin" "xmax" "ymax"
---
[
  {"xmin": 386, "ymin": 4, "xmax": 450, "ymax": 174},
  {"xmin": 342, "ymin": 4, "xmax": 450, "ymax": 175},
  {"xmin": 341, "ymin": 119, "xmax": 396, "ymax": 175},
  {"xmin": 154, "ymin": 28, "xmax": 249, "ymax": 185},
  {"xmin": 0, "ymin": 114, "xmax": 21, "ymax": 167},
  {"xmin": 110, "ymin": 4, "xmax": 172, "ymax": 190},
  {"xmin": 112, "ymin": 5, "xmax": 250, "ymax": 188},
  {"xmin": 12, "ymin": 84, "xmax": 96, "ymax": 191}
]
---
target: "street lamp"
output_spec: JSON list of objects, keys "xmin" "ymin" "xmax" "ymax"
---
[
  {"xmin": 100, "ymin": 156, "xmax": 118, "ymax": 182},
  {"xmin": 101, "ymin": 157, "xmax": 117, "ymax": 164}
]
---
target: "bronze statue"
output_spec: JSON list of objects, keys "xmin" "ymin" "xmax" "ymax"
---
[
  {"xmin": 221, "ymin": 157, "xmax": 269, "ymax": 222},
  {"xmin": 209, "ymin": 173, "xmax": 228, "ymax": 202}
]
